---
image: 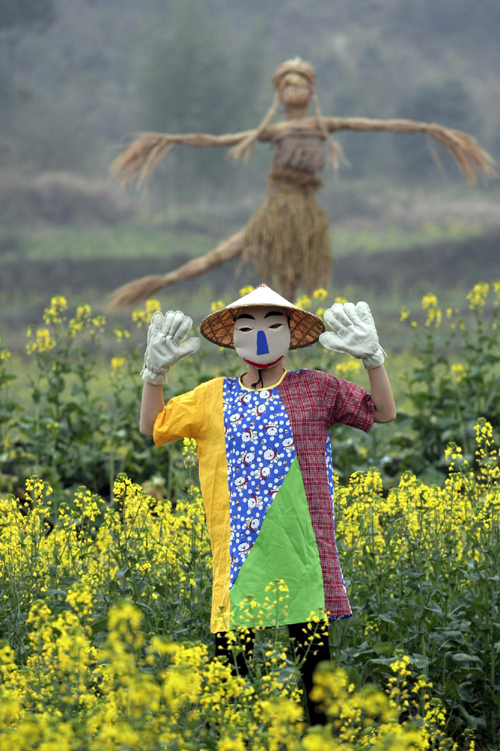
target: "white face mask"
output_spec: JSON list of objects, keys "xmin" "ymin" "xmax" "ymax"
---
[{"xmin": 233, "ymin": 306, "xmax": 290, "ymax": 369}]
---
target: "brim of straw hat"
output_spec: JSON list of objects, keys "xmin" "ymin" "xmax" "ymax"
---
[{"xmin": 200, "ymin": 302, "xmax": 325, "ymax": 350}]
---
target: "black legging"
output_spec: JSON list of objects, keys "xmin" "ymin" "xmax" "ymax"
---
[{"xmin": 215, "ymin": 621, "xmax": 331, "ymax": 725}]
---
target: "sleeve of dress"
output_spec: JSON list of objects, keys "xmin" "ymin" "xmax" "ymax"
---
[
  {"xmin": 153, "ymin": 384, "xmax": 205, "ymax": 446},
  {"xmin": 322, "ymin": 373, "xmax": 375, "ymax": 433}
]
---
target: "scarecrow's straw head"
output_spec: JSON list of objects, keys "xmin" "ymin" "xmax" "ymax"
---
[{"xmin": 272, "ymin": 58, "xmax": 316, "ymax": 109}]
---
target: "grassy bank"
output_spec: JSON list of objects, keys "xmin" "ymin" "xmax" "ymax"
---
[{"xmin": 0, "ymin": 218, "xmax": 488, "ymax": 263}]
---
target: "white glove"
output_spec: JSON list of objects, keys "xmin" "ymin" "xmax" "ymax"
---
[
  {"xmin": 141, "ymin": 310, "xmax": 201, "ymax": 385},
  {"xmin": 319, "ymin": 301, "xmax": 386, "ymax": 369}
]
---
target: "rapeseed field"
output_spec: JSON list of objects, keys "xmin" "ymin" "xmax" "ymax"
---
[{"xmin": 0, "ymin": 286, "xmax": 499, "ymax": 749}]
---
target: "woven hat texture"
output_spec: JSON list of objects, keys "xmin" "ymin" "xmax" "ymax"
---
[{"xmin": 200, "ymin": 284, "xmax": 325, "ymax": 350}]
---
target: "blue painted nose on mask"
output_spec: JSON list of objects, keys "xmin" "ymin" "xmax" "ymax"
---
[{"xmin": 256, "ymin": 330, "xmax": 269, "ymax": 355}]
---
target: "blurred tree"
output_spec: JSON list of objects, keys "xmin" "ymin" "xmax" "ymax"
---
[
  {"xmin": 0, "ymin": 0, "xmax": 56, "ymax": 131},
  {"xmin": 138, "ymin": 0, "xmax": 267, "ymax": 202},
  {"xmin": 390, "ymin": 0, "xmax": 500, "ymax": 55},
  {"xmin": 0, "ymin": 0, "xmax": 56, "ymax": 33},
  {"xmin": 227, "ymin": 19, "xmax": 267, "ymax": 132}
]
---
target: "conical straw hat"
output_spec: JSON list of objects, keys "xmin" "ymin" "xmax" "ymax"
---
[{"xmin": 200, "ymin": 284, "xmax": 325, "ymax": 350}]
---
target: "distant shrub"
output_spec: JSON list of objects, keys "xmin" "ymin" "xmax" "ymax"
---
[{"xmin": 0, "ymin": 171, "xmax": 137, "ymax": 226}]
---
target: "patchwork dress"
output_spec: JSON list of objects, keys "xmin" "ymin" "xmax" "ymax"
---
[{"xmin": 153, "ymin": 369, "xmax": 374, "ymax": 633}]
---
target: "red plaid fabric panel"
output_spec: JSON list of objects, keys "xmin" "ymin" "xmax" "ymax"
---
[{"xmin": 278, "ymin": 369, "xmax": 374, "ymax": 619}]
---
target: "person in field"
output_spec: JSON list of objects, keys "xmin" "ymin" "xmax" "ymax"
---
[{"xmin": 139, "ymin": 284, "xmax": 396, "ymax": 725}]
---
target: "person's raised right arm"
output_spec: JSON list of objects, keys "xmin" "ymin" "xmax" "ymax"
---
[
  {"xmin": 140, "ymin": 383, "xmax": 164, "ymax": 436},
  {"xmin": 138, "ymin": 309, "xmax": 200, "ymax": 437}
]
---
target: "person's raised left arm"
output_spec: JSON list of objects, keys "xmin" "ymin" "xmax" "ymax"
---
[
  {"xmin": 366, "ymin": 363, "xmax": 396, "ymax": 423},
  {"xmin": 319, "ymin": 301, "xmax": 396, "ymax": 424}
]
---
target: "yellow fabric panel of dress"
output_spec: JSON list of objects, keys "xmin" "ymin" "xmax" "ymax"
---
[
  {"xmin": 153, "ymin": 382, "xmax": 206, "ymax": 442},
  {"xmin": 153, "ymin": 378, "xmax": 230, "ymax": 632}
]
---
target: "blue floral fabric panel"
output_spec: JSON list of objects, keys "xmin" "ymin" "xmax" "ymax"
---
[
  {"xmin": 325, "ymin": 432, "xmax": 335, "ymax": 510},
  {"xmin": 324, "ymin": 432, "xmax": 345, "ymax": 587},
  {"xmin": 223, "ymin": 377, "xmax": 296, "ymax": 589}
]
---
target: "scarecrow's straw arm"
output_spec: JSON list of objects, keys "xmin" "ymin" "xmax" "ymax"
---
[
  {"xmin": 111, "ymin": 130, "xmax": 255, "ymax": 188},
  {"xmin": 254, "ymin": 117, "xmax": 496, "ymax": 184},
  {"xmin": 322, "ymin": 116, "xmax": 496, "ymax": 185},
  {"xmin": 108, "ymin": 230, "xmax": 244, "ymax": 309}
]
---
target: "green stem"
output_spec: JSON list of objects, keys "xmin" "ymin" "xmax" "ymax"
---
[{"xmin": 109, "ymin": 452, "xmax": 115, "ymax": 504}]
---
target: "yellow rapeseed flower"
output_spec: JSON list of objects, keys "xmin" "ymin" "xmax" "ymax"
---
[
  {"xmin": 43, "ymin": 295, "xmax": 68, "ymax": 325},
  {"xmin": 295, "ymin": 294, "xmax": 311, "ymax": 310},
  {"xmin": 421, "ymin": 293, "xmax": 438, "ymax": 310},
  {"xmin": 239, "ymin": 285, "xmax": 254, "ymax": 296},
  {"xmin": 75, "ymin": 303, "xmax": 91, "ymax": 320},
  {"xmin": 335, "ymin": 360, "xmax": 362, "ymax": 378},
  {"xmin": 132, "ymin": 309, "xmax": 148, "ymax": 327},
  {"xmin": 466, "ymin": 282, "xmax": 489, "ymax": 309},
  {"xmin": 111, "ymin": 357, "xmax": 125, "ymax": 371},
  {"xmin": 113, "ymin": 327, "xmax": 131, "ymax": 342},
  {"xmin": 425, "ymin": 306, "xmax": 442, "ymax": 327},
  {"xmin": 145, "ymin": 299, "xmax": 161, "ymax": 314},
  {"xmin": 35, "ymin": 328, "xmax": 56, "ymax": 353},
  {"xmin": 450, "ymin": 363, "xmax": 467, "ymax": 382},
  {"xmin": 92, "ymin": 315, "xmax": 106, "ymax": 330},
  {"xmin": 312, "ymin": 288, "xmax": 328, "ymax": 301}
]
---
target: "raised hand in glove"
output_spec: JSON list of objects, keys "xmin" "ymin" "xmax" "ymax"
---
[
  {"xmin": 319, "ymin": 301, "xmax": 386, "ymax": 369},
  {"xmin": 141, "ymin": 310, "xmax": 201, "ymax": 385}
]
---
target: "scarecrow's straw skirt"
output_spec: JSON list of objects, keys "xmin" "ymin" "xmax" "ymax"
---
[{"xmin": 241, "ymin": 168, "xmax": 331, "ymax": 297}]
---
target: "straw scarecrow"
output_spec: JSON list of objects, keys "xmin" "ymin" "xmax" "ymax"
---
[{"xmin": 110, "ymin": 57, "xmax": 495, "ymax": 306}]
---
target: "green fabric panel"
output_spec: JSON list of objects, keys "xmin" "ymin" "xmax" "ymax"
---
[{"xmin": 229, "ymin": 456, "xmax": 325, "ymax": 629}]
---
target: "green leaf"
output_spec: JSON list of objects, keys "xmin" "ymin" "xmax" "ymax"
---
[
  {"xmin": 372, "ymin": 641, "xmax": 395, "ymax": 656},
  {"xmin": 443, "ymin": 679, "xmax": 460, "ymax": 700},
  {"xmin": 347, "ymin": 666, "xmax": 362, "ymax": 691},
  {"xmin": 451, "ymin": 653, "xmax": 482, "ymax": 662}
]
